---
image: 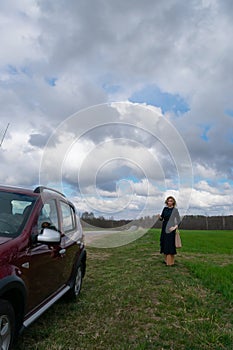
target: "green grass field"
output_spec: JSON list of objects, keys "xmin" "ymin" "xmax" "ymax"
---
[{"xmin": 17, "ymin": 229, "xmax": 233, "ymax": 350}]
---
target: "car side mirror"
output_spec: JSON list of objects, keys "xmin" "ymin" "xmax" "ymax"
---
[{"xmin": 37, "ymin": 228, "xmax": 61, "ymax": 244}]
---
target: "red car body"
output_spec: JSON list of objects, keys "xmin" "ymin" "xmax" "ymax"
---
[{"xmin": 0, "ymin": 185, "xmax": 86, "ymax": 349}]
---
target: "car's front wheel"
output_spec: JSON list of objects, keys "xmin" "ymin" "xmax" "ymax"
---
[
  {"xmin": 0, "ymin": 299, "xmax": 15, "ymax": 350},
  {"xmin": 66, "ymin": 264, "xmax": 83, "ymax": 300}
]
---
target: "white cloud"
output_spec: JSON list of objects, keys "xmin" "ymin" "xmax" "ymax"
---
[
  {"xmin": 0, "ymin": 0, "xmax": 232, "ymax": 217},
  {"xmin": 189, "ymin": 187, "xmax": 233, "ymax": 214},
  {"xmin": 194, "ymin": 165, "xmax": 217, "ymax": 181},
  {"xmin": 195, "ymin": 180, "xmax": 219, "ymax": 194},
  {"xmin": 0, "ymin": 1, "xmax": 42, "ymax": 66}
]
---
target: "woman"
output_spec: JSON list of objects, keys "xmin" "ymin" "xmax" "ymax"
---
[{"xmin": 159, "ymin": 196, "xmax": 181, "ymax": 266}]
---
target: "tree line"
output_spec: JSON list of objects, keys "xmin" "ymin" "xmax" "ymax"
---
[{"xmin": 80, "ymin": 212, "xmax": 233, "ymax": 230}]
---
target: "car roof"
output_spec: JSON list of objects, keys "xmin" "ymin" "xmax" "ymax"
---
[
  {"xmin": 0, "ymin": 185, "xmax": 37, "ymax": 196},
  {"xmin": 0, "ymin": 185, "xmax": 66, "ymax": 199}
]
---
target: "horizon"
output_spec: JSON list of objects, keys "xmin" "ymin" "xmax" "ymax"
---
[{"xmin": 0, "ymin": 0, "xmax": 232, "ymax": 219}]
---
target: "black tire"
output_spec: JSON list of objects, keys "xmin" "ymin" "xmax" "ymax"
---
[
  {"xmin": 66, "ymin": 264, "xmax": 83, "ymax": 301},
  {"xmin": 0, "ymin": 299, "xmax": 15, "ymax": 350}
]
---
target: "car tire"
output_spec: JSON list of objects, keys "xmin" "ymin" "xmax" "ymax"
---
[
  {"xmin": 66, "ymin": 264, "xmax": 83, "ymax": 301},
  {"xmin": 0, "ymin": 299, "xmax": 15, "ymax": 350}
]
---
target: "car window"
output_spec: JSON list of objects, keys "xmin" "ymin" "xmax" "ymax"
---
[
  {"xmin": 12, "ymin": 200, "xmax": 33, "ymax": 215},
  {"xmin": 60, "ymin": 201, "xmax": 76, "ymax": 233},
  {"xmin": 37, "ymin": 199, "xmax": 59, "ymax": 232},
  {"xmin": 0, "ymin": 191, "xmax": 36, "ymax": 237}
]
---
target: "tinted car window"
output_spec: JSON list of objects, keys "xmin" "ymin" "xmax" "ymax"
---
[
  {"xmin": 37, "ymin": 199, "xmax": 59, "ymax": 232},
  {"xmin": 0, "ymin": 191, "xmax": 36, "ymax": 237},
  {"xmin": 60, "ymin": 201, "xmax": 76, "ymax": 233}
]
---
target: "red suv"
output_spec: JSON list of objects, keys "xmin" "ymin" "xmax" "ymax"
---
[{"xmin": 0, "ymin": 185, "xmax": 86, "ymax": 349}]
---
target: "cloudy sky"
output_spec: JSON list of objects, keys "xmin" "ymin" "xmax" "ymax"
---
[{"xmin": 0, "ymin": 0, "xmax": 233, "ymax": 220}]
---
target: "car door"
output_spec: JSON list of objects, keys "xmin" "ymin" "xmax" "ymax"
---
[
  {"xmin": 58, "ymin": 200, "xmax": 83, "ymax": 283},
  {"xmin": 24, "ymin": 198, "xmax": 65, "ymax": 312}
]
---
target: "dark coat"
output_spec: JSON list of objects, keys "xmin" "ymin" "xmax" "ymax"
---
[{"xmin": 160, "ymin": 207, "xmax": 180, "ymax": 255}]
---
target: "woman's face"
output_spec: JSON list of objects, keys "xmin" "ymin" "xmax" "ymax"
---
[{"xmin": 167, "ymin": 198, "xmax": 174, "ymax": 207}]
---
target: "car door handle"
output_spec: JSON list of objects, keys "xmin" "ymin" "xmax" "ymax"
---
[
  {"xmin": 77, "ymin": 240, "xmax": 84, "ymax": 248},
  {"xmin": 22, "ymin": 262, "xmax": 30, "ymax": 269},
  {"xmin": 59, "ymin": 248, "xmax": 66, "ymax": 255}
]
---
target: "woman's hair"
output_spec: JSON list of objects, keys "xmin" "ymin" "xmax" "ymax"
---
[{"xmin": 165, "ymin": 196, "xmax": 177, "ymax": 207}]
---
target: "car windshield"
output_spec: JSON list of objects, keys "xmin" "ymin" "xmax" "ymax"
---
[{"xmin": 0, "ymin": 190, "xmax": 36, "ymax": 238}]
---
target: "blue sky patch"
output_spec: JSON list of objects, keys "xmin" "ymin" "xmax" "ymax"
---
[
  {"xmin": 117, "ymin": 176, "xmax": 140, "ymax": 184},
  {"xmin": 102, "ymin": 83, "xmax": 120, "ymax": 94},
  {"xmin": 7, "ymin": 65, "xmax": 18, "ymax": 75},
  {"xmin": 45, "ymin": 77, "xmax": 57, "ymax": 86},
  {"xmin": 225, "ymin": 109, "xmax": 233, "ymax": 117},
  {"xmin": 129, "ymin": 85, "xmax": 189, "ymax": 115},
  {"xmin": 200, "ymin": 124, "xmax": 211, "ymax": 141},
  {"xmin": 225, "ymin": 130, "xmax": 233, "ymax": 143},
  {"xmin": 21, "ymin": 66, "xmax": 32, "ymax": 77}
]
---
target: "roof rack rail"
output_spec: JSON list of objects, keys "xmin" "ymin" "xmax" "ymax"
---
[{"xmin": 33, "ymin": 186, "xmax": 66, "ymax": 197}]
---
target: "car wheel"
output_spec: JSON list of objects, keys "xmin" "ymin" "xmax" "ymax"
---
[
  {"xmin": 66, "ymin": 264, "xmax": 83, "ymax": 300},
  {"xmin": 0, "ymin": 299, "xmax": 15, "ymax": 350}
]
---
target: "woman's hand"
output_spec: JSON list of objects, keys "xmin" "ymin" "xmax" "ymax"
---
[{"xmin": 169, "ymin": 225, "xmax": 177, "ymax": 232}]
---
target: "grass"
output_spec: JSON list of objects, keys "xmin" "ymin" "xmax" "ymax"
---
[
  {"xmin": 17, "ymin": 229, "xmax": 233, "ymax": 350},
  {"xmin": 176, "ymin": 230, "xmax": 233, "ymax": 254}
]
